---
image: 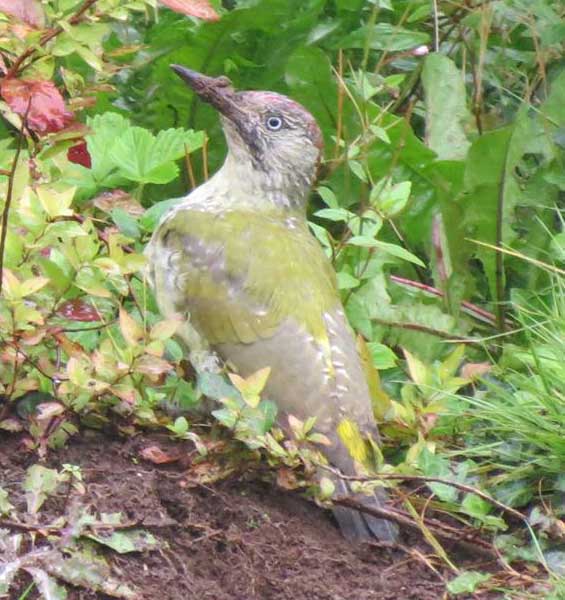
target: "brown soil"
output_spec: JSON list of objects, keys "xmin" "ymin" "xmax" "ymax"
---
[{"xmin": 1, "ymin": 431, "xmax": 505, "ymax": 600}]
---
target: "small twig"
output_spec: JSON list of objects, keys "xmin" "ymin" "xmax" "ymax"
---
[
  {"xmin": 326, "ymin": 468, "xmax": 528, "ymax": 525},
  {"xmin": 372, "ymin": 318, "xmax": 480, "ymax": 344},
  {"xmin": 202, "ymin": 136, "xmax": 209, "ymax": 181},
  {"xmin": 184, "ymin": 144, "xmax": 197, "ymax": 190},
  {"xmin": 0, "ymin": 519, "xmax": 61, "ymax": 535},
  {"xmin": 0, "ymin": 106, "xmax": 27, "ymax": 294},
  {"xmin": 333, "ymin": 496, "xmax": 496, "ymax": 557},
  {"xmin": 431, "ymin": 0, "xmax": 440, "ymax": 53},
  {"xmin": 389, "ymin": 275, "xmax": 514, "ymax": 328},
  {"xmin": 7, "ymin": 0, "xmax": 99, "ymax": 77}
]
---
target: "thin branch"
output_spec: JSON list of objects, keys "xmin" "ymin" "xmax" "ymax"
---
[
  {"xmin": 326, "ymin": 468, "xmax": 528, "ymax": 525},
  {"xmin": 389, "ymin": 275, "xmax": 514, "ymax": 327},
  {"xmin": 333, "ymin": 496, "xmax": 496, "ymax": 557},
  {"xmin": 7, "ymin": 0, "xmax": 99, "ymax": 77},
  {"xmin": 431, "ymin": 0, "xmax": 440, "ymax": 53},
  {"xmin": 372, "ymin": 318, "xmax": 480, "ymax": 344},
  {"xmin": 0, "ymin": 107, "xmax": 27, "ymax": 294}
]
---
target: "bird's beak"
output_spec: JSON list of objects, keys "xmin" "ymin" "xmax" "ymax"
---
[{"xmin": 170, "ymin": 64, "xmax": 244, "ymax": 123}]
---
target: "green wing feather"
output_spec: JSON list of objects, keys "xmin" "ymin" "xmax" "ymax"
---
[{"xmin": 151, "ymin": 208, "xmax": 340, "ymax": 347}]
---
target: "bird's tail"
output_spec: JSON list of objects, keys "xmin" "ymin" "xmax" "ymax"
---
[{"xmin": 330, "ymin": 473, "xmax": 399, "ymax": 542}]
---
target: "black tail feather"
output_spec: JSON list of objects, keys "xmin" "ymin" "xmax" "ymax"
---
[{"xmin": 331, "ymin": 476, "xmax": 398, "ymax": 542}]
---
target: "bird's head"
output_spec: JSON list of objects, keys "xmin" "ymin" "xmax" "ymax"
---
[{"xmin": 172, "ymin": 65, "xmax": 323, "ymax": 209}]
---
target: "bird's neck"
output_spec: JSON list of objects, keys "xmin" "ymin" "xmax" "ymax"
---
[{"xmin": 183, "ymin": 150, "xmax": 313, "ymax": 215}]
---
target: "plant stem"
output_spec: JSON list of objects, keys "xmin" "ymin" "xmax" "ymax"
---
[{"xmin": 0, "ymin": 117, "xmax": 26, "ymax": 294}]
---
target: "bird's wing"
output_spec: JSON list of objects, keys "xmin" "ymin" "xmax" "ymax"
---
[{"xmin": 147, "ymin": 208, "xmax": 339, "ymax": 347}]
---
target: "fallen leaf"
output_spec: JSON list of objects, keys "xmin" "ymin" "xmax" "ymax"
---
[
  {"xmin": 276, "ymin": 467, "xmax": 299, "ymax": 490},
  {"xmin": 139, "ymin": 445, "xmax": 182, "ymax": 464},
  {"xmin": 158, "ymin": 0, "xmax": 219, "ymax": 21},
  {"xmin": 0, "ymin": 78, "xmax": 74, "ymax": 134}
]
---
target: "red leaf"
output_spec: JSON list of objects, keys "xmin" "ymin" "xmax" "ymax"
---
[
  {"xmin": 56, "ymin": 299, "xmax": 101, "ymax": 322},
  {"xmin": 67, "ymin": 140, "xmax": 92, "ymax": 168},
  {"xmin": 0, "ymin": 78, "xmax": 74, "ymax": 134},
  {"xmin": 0, "ymin": 0, "xmax": 45, "ymax": 28},
  {"xmin": 158, "ymin": 0, "xmax": 219, "ymax": 21}
]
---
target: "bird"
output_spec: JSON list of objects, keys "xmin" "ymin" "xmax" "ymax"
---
[{"xmin": 145, "ymin": 65, "xmax": 398, "ymax": 542}]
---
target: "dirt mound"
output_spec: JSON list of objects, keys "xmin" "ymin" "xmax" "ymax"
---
[{"xmin": 1, "ymin": 432, "xmax": 494, "ymax": 599}]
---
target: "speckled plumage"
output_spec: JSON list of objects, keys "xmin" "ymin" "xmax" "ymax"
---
[{"xmin": 146, "ymin": 67, "xmax": 397, "ymax": 542}]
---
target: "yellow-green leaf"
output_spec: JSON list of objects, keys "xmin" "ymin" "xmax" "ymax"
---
[
  {"xmin": 37, "ymin": 186, "xmax": 75, "ymax": 218},
  {"xmin": 228, "ymin": 366, "xmax": 270, "ymax": 408},
  {"xmin": 150, "ymin": 317, "xmax": 181, "ymax": 341},
  {"xmin": 404, "ymin": 348, "xmax": 430, "ymax": 387},
  {"xmin": 20, "ymin": 276, "xmax": 49, "ymax": 298},
  {"xmin": 119, "ymin": 307, "xmax": 144, "ymax": 347}
]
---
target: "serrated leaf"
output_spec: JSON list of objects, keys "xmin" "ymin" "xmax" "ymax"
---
[{"xmin": 110, "ymin": 127, "xmax": 204, "ymax": 185}]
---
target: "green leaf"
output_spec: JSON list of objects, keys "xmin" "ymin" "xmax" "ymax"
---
[
  {"xmin": 337, "ymin": 271, "xmax": 360, "ymax": 290},
  {"xmin": 347, "ymin": 237, "xmax": 425, "ymax": 266},
  {"xmin": 87, "ymin": 529, "xmax": 159, "ymax": 554},
  {"xmin": 110, "ymin": 127, "xmax": 203, "ymax": 185},
  {"xmin": 339, "ymin": 23, "xmax": 429, "ymax": 52},
  {"xmin": 370, "ymin": 180, "xmax": 412, "ymax": 217},
  {"xmin": 23, "ymin": 465, "xmax": 59, "ymax": 514},
  {"xmin": 140, "ymin": 197, "xmax": 184, "ymax": 232},
  {"xmin": 0, "ymin": 487, "xmax": 14, "ymax": 515},
  {"xmin": 422, "ymin": 54, "xmax": 471, "ymax": 160},
  {"xmin": 111, "ymin": 208, "xmax": 141, "ymax": 240},
  {"xmin": 447, "ymin": 571, "xmax": 491, "ymax": 595},
  {"xmin": 367, "ymin": 342, "xmax": 397, "ymax": 369},
  {"xmin": 314, "ymin": 208, "xmax": 353, "ymax": 222}
]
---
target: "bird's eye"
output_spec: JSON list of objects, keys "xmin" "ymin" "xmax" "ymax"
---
[{"xmin": 265, "ymin": 115, "xmax": 283, "ymax": 131}]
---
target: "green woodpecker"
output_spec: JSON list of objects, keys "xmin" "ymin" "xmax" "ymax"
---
[{"xmin": 146, "ymin": 65, "xmax": 398, "ymax": 542}]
